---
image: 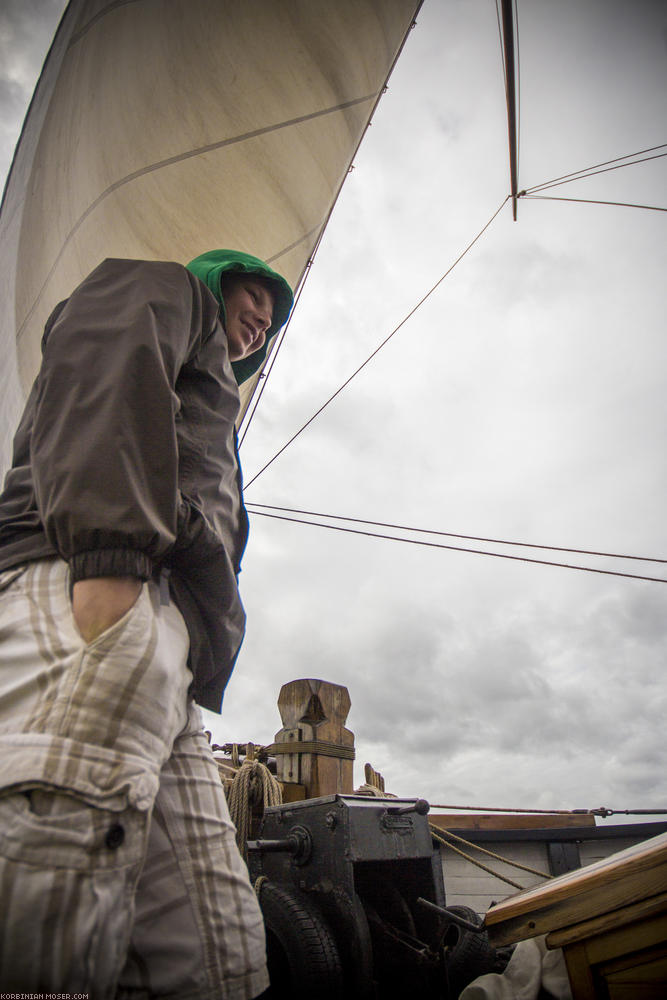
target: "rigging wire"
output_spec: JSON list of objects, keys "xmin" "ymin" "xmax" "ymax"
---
[
  {"xmin": 245, "ymin": 502, "xmax": 667, "ymax": 565},
  {"xmin": 243, "ymin": 140, "xmax": 664, "ymax": 445},
  {"xmin": 244, "ymin": 195, "xmax": 510, "ymax": 489},
  {"xmin": 238, "ymin": 12, "xmax": 424, "ymax": 447},
  {"xmin": 247, "ymin": 509, "xmax": 667, "ymax": 585},
  {"xmin": 522, "ymin": 144, "xmax": 667, "ymax": 195},
  {"xmin": 429, "ymin": 803, "xmax": 667, "ymax": 817},
  {"xmin": 238, "ymin": 247, "xmax": 319, "ymax": 448},
  {"xmin": 524, "ymin": 150, "xmax": 667, "ymax": 195},
  {"xmin": 522, "ymin": 194, "xmax": 667, "ymax": 214}
]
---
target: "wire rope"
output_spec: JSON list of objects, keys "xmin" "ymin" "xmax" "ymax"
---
[
  {"xmin": 245, "ymin": 503, "xmax": 666, "ymax": 565},
  {"xmin": 238, "ymin": 12, "xmax": 424, "ymax": 447},
  {"xmin": 430, "ymin": 802, "xmax": 667, "ymax": 817},
  {"xmin": 522, "ymin": 194, "xmax": 667, "ymax": 213},
  {"xmin": 244, "ymin": 196, "xmax": 510, "ymax": 488},
  {"xmin": 238, "ymin": 247, "xmax": 318, "ymax": 448},
  {"xmin": 247, "ymin": 509, "xmax": 667, "ymax": 584},
  {"xmin": 523, "ymin": 145, "xmax": 667, "ymax": 195}
]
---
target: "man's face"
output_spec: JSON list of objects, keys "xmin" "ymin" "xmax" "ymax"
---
[{"xmin": 221, "ymin": 277, "xmax": 275, "ymax": 361}]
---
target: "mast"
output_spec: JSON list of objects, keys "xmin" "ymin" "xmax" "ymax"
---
[{"xmin": 500, "ymin": 0, "xmax": 519, "ymax": 220}]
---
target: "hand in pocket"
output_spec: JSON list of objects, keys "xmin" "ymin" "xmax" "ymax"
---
[{"xmin": 72, "ymin": 577, "xmax": 142, "ymax": 643}]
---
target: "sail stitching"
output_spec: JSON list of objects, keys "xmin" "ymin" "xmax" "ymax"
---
[{"xmin": 68, "ymin": 0, "xmax": 144, "ymax": 48}]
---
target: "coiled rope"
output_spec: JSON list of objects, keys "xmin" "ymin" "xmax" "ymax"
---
[{"xmin": 227, "ymin": 754, "xmax": 282, "ymax": 860}]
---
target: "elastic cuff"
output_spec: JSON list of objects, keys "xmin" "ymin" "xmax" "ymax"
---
[{"xmin": 69, "ymin": 548, "xmax": 153, "ymax": 583}]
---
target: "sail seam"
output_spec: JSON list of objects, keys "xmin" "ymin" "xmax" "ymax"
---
[
  {"xmin": 15, "ymin": 95, "xmax": 376, "ymax": 350},
  {"xmin": 68, "ymin": 0, "xmax": 146, "ymax": 48},
  {"xmin": 265, "ymin": 225, "xmax": 323, "ymax": 266}
]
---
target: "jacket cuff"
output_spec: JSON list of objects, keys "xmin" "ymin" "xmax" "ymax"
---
[{"xmin": 69, "ymin": 549, "xmax": 153, "ymax": 583}]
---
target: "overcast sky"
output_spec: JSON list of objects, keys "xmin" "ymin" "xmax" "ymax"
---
[{"xmin": 2, "ymin": 0, "xmax": 665, "ymax": 824}]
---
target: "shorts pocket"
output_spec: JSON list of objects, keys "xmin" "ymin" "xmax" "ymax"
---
[
  {"xmin": 0, "ymin": 785, "xmax": 146, "ymax": 872},
  {"xmin": 66, "ymin": 576, "xmax": 148, "ymax": 650}
]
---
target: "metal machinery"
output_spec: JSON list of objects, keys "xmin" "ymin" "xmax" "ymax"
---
[{"xmin": 248, "ymin": 793, "xmax": 496, "ymax": 999}]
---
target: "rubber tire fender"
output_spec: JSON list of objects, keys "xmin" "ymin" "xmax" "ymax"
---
[
  {"xmin": 444, "ymin": 904, "xmax": 496, "ymax": 997},
  {"xmin": 257, "ymin": 881, "xmax": 345, "ymax": 999}
]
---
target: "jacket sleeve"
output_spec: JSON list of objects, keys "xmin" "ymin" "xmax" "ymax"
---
[{"xmin": 30, "ymin": 258, "xmax": 218, "ymax": 583}]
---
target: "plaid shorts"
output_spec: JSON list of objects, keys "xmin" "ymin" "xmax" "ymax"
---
[{"xmin": 0, "ymin": 558, "xmax": 268, "ymax": 1000}]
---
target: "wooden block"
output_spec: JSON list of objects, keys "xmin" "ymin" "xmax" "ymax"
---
[{"xmin": 279, "ymin": 782, "xmax": 306, "ymax": 803}]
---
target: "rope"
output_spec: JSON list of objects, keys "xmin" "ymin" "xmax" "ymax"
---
[
  {"xmin": 434, "ymin": 827, "xmax": 552, "ymax": 880},
  {"xmin": 247, "ymin": 510, "xmax": 667, "ymax": 585},
  {"xmin": 430, "ymin": 802, "xmax": 667, "ymax": 816},
  {"xmin": 244, "ymin": 196, "xmax": 509, "ymax": 488},
  {"xmin": 246, "ymin": 502, "xmax": 667, "ymax": 565},
  {"xmin": 239, "ymin": 12, "xmax": 421, "ymax": 449},
  {"xmin": 227, "ymin": 758, "xmax": 282, "ymax": 860},
  {"xmin": 239, "ymin": 244, "xmax": 320, "ymax": 447},
  {"xmin": 521, "ymin": 193, "xmax": 667, "ymax": 214},
  {"xmin": 523, "ymin": 146, "xmax": 667, "ymax": 195},
  {"xmin": 266, "ymin": 740, "xmax": 356, "ymax": 760},
  {"xmin": 254, "ymin": 875, "xmax": 269, "ymax": 898},
  {"xmin": 430, "ymin": 826, "xmax": 525, "ymax": 891}
]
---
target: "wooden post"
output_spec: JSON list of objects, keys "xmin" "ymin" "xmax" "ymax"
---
[{"xmin": 271, "ymin": 679, "xmax": 355, "ymax": 798}]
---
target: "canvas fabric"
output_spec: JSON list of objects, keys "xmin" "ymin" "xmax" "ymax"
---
[{"xmin": 0, "ymin": 558, "xmax": 268, "ymax": 999}]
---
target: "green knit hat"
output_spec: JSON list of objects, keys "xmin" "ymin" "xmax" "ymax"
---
[{"xmin": 186, "ymin": 249, "xmax": 293, "ymax": 384}]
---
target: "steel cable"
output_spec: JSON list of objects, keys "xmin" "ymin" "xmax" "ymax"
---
[
  {"xmin": 244, "ymin": 197, "xmax": 510, "ymax": 488},
  {"xmin": 245, "ymin": 503, "xmax": 666, "ymax": 565},
  {"xmin": 247, "ymin": 509, "xmax": 667, "ymax": 584}
]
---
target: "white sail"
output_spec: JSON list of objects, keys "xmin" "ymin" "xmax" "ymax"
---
[{"xmin": 0, "ymin": 0, "xmax": 421, "ymax": 472}]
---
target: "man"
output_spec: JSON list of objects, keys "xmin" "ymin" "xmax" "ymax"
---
[{"xmin": 0, "ymin": 250, "xmax": 293, "ymax": 998}]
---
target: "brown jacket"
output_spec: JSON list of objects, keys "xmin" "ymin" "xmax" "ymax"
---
[{"xmin": 0, "ymin": 258, "xmax": 248, "ymax": 711}]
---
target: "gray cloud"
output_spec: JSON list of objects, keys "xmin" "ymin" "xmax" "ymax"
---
[{"xmin": 0, "ymin": 0, "xmax": 66, "ymax": 180}]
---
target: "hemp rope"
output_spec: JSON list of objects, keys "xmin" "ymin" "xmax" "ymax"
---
[
  {"xmin": 430, "ymin": 826, "xmax": 551, "ymax": 892},
  {"xmin": 266, "ymin": 740, "xmax": 356, "ymax": 760},
  {"xmin": 227, "ymin": 758, "xmax": 282, "ymax": 860},
  {"xmin": 254, "ymin": 875, "xmax": 269, "ymax": 898},
  {"xmin": 437, "ymin": 827, "xmax": 553, "ymax": 879}
]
